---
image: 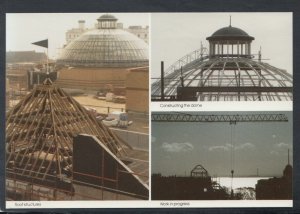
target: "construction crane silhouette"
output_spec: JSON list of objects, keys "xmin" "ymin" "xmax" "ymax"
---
[{"xmin": 151, "ymin": 112, "xmax": 289, "ymax": 198}]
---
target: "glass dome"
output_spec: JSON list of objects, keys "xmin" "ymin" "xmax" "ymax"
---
[{"xmin": 57, "ymin": 28, "xmax": 149, "ymax": 68}]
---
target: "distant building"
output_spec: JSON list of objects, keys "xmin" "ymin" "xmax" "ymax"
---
[
  {"xmin": 256, "ymin": 163, "xmax": 292, "ymax": 199},
  {"xmin": 6, "ymin": 51, "xmax": 48, "ymax": 90},
  {"xmin": 6, "ymin": 50, "xmax": 47, "ymax": 63},
  {"xmin": 65, "ymin": 20, "xmax": 88, "ymax": 44},
  {"xmin": 125, "ymin": 25, "xmax": 149, "ymax": 44}
]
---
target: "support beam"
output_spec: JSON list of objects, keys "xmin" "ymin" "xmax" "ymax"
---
[
  {"xmin": 151, "ymin": 113, "xmax": 288, "ymax": 123},
  {"xmin": 177, "ymin": 86, "xmax": 292, "ymax": 93}
]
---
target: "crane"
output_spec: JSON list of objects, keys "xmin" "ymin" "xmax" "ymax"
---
[
  {"xmin": 151, "ymin": 113, "xmax": 288, "ymax": 123},
  {"xmin": 151, "ymin": 112, "xmax": 289, "ymax": 198}
]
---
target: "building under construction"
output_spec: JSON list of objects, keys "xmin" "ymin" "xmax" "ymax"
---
[
  {"xmin": 6, "ymin": 79, "xmax": 149, "ymax": 200},
  {"xmin": 151, "ymin": 21, "xmax": 292, "ymax": 101},
  {"xmin": 152, "ymin": 165, "xmax": 229, "ymax": 200},
  {"xmin": 151, "ymin": 112, "xmax": 291, "ymax": 200}
]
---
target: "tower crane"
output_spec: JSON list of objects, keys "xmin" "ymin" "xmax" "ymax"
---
[{"xmin": 151, "ymin": 112, "xmax": 289, "ymax": 198}]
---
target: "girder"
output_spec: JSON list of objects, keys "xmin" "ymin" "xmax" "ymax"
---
[
  {"xmin": 151, "ymin": 113, "xmax": 288, "ymax": 123},
  {"xmin": 151, "ymin": 52, "xmax": 293, "ymax": 101},
  {"xmin": 177, "ymin": 86, "xmax": 292, "ymax": 93}
]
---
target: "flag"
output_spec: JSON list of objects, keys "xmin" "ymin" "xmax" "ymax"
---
[{"xmin": 32, "ymin": 39, "xmax": 48, "ymax": 48}]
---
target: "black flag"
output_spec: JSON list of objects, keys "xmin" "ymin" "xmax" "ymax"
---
[{"xmin": 32, "ymin": 39, "xmax": 48, "ymax": 48}]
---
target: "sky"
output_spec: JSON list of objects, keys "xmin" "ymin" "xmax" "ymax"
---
[
  {"xmin": 151, "ymin": 111, "xmax": 293, "ymax": 177},
  {"xmin": 6, "ymin": 13, "xmax": 149, "ymax": 59},
  {"xmin": 151, "ymin": 12, "xmax": 293, "ymax": 78}
]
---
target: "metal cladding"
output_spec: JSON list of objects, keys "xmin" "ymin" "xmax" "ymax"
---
[
  {"xmin": 6, "ymin": 78, "xmax": 126, "ymax": 183},
  {"xmin": 207, "ymin": 26, "xmax": 254, "ymax": 41}
]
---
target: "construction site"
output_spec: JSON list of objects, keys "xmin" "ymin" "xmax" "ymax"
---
[
  {"xmin": 151, "ymin": 112, "xmax": 292, "ymax": 200},
  {"xmin": 151, "ymin": 17, "xmax": 293, "ymax": 101},
  {"xmin": 6, "ymin": 13, "xmax": 149, "ymax": 201},
  {"xmin": 152, "ymin": 164, "xmax": 229, "ymax": 200}
]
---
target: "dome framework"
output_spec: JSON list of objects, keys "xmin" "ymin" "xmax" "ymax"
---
[
  {"xmin": 57, "ymin": 15, "xmax": 148, "ymax": 68},
  {"xmin": 151, "ymin": 25, "xmax": 292, "ymax": 101}
]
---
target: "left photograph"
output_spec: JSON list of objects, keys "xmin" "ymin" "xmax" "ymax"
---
[{"xmin": 6, "ymin": 13, "xmax": 149, "ymax": 200}]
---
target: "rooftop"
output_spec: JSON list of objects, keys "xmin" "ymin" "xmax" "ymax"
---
[{"xmin": 207, "ymin": 26, "xmax": 254, "ymax": 41}]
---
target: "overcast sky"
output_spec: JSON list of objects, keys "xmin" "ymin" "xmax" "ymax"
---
[
  {"xmin": 151, "ymin": 13, "xmax": 293, "ymax": 78},
  {"xmin": 6, "ymin": 13, "xmax": 149, "ymax": 59},
  {"xmin": 152, "ymin": 111, "xmax": 293, "ymax": 177}
]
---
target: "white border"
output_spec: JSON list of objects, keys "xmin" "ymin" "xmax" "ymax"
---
[
  {"xmin": 151, "ymin": 101, "xmax": 293, "ymax": 112},
  {"xmin": 5, "ymin": 12, "xmax": 294, "ymax": 210},
  {"xmin": 6, "ymin": 200, "xmax": 293, "ymax": 209}
]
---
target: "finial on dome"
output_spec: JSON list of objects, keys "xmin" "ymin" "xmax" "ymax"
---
[{"xmin": 229, "ymin": 15, "xmax": 232, "ymax": 27}]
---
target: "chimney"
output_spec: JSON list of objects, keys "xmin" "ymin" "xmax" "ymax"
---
[{"xmin": 78, "ymin": 20, "xmax": 85, "ymax": 29}]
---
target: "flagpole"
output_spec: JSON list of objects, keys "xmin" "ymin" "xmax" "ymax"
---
[
  {"xmin": 32, "ymin": 39, "xmax": 49, "ymax": 75},
  {"xmin": 46, "ymin": 39, "xmax": 49, "ymax": 75}
]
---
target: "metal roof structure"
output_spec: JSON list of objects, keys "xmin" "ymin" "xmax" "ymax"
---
[
  {"xmin": 151, "ymin": 23, "xmax": 293, "ymax": 101},
  {"xmin": 57, "ymin": 15, "xmax": 148, "ymax": 68},
  {"xmin": 207, "ymin": 26, "xmax": 254, "ymax": 41}
]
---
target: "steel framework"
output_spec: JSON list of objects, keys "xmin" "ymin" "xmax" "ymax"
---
[
  {"xmin": 151, "ymin": 49, "xmax": 293, "ymax": 101},
  {"xmin": 151, "ymin": 112, "xmax": 288, "ymax": 123},
  {"xmin": 190, "ymin": 164, "xmax": 209, "ymax": 178}
]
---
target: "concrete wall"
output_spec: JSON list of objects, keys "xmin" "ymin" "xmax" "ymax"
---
[
  {"xmin": 111, "ymin": 128, "xmax": 149, "ymax": 151},
  {"xmin": 56, "ymin": 67, "xmax": 128, "ymax": 90},
  {"xmin": 125, "ymin": 67, "xmax": 149, "ymax": 113}
]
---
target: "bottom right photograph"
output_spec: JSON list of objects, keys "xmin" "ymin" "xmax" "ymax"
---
[{"xmin": 151, "ymin": 111, "xmax": 293, "ymax": 200}]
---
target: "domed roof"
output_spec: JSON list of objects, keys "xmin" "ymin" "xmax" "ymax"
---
[
  {"xmin": 98, "ymin": 14, "xmax": 118, "ymax": 21},
  {"xmin": 57, "ymin": 28, "xmax": 148, "ymax": 68},
  {"xmin": 207, "ymin": 26, "xmax": 254, "ymax": 41}
]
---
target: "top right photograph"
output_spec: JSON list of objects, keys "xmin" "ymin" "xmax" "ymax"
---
[{"xmin": 151, "ymin": 13, "xmax": 293, "ymax": 102}]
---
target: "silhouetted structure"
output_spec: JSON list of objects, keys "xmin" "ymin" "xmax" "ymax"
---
[
  {"xmin": 152, "ymin": 165, "xmax": 229, "ymax": 200},
  {"xmin": 256, "ymin": 162, "xmax": 292, "ymax": 199}
]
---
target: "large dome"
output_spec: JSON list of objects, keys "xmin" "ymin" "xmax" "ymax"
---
[
  {"xmin": 57, "ymin": 28, "xmax": 149, "ymax": 68},
  {"xmin": 207, "ymin": 26, "xmax": 254, "ymax": 41}
]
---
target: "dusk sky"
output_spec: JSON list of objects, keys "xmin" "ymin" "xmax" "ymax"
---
[
  {"xmin": 6, "ymin": 13, "xmax": 149, "ymax": 59},
  {"xmin": 151, "ymin": 111, "xmax": 293, "ymax": 177},
  {"xmin": 151, "ymin": 13, "xmax": 293, "ymax": 78}
]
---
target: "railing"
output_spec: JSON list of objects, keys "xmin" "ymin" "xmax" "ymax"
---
[{"xmin": 83, "ymin": 104, "xmax": 125, "ymax": 114}]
